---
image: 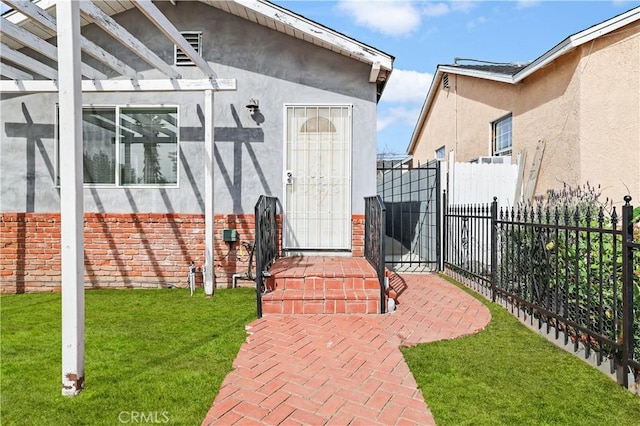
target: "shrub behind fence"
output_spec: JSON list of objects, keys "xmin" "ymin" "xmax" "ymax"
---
[{"xmin": 444, "ymin": 196, "xmax": 639, "ymax": 390}]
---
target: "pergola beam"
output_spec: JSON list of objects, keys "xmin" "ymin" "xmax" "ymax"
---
[
  {"xmin": 0, "ymin": 60, "xmax": 33, "ymax": 79},
  {"xmin": 0, "ymin": 17, "xmax": 108, "ymax": 80},
  {"xmin": 133, "ymin": 0, "xmax": 216, "ymax": 78},
  {"xmin": 0, "ymin": 43, "xmax": 58, "ymax": 79},
  {"xmin": 79, "ymin": 1, "xmax": 181, "ymax": 79},
  {"xmin": 3, "ymin": 0, "xmax": 140, "ymax": 79},
  {"xmin": 0, "ymin": 78, "xmax": 236, "ymax": 93},
  {"xmin": 2, "ymin": 0, "xmax": 58, "ymax": 35}
]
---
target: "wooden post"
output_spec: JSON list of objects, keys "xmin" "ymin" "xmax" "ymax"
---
[
  {"xmin": 57, "ymin": 0, "xmax": 85, "ymax": 396},
  {"xmin": 204, "ymin": 89, "xmax": 215, "ymax": 296},
  {"xmin": 523, "ymin": 140, "xmax": 545, "ymax": 203}
]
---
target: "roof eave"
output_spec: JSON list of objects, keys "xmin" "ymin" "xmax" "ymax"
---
[
  {"xmin": 514, "ymin": 6, "xmax": 639, "ymax": 82},
  {"xmin": 439, "ymin": 65, "xmax": 516, "ymax": 84},
  {"xmin": 237, "ymin": 0, "xmax": 394, "ymax": 70},
  {"xmin": 245, "ymin": 0, "xmax": 394, "ymax": 98},
  {"xmin": 6, "ymin": 0, "xmax": 394, "ymax": 72}
]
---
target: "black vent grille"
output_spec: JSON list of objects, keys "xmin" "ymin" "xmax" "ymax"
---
[{"xmin": 175, "ymin": 32, "xmax": 202, "ymax": 66}]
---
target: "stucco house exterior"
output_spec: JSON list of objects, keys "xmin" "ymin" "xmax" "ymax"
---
[
  {"xmin": 0, "ymin": 0, "xmax": 394, "ymax": 293},
  {"xmin": 407, "ymin": 6, "xmax": 639, "ymax": 205}
]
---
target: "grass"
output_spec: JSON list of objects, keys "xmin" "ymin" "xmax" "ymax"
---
[
  {"xmin": 1, "ymin": 288, "xmax": 256, "ymax": 425},
  {"xmin": 402, "ymin": 276, "xmax": 640, "ymax": 426}
]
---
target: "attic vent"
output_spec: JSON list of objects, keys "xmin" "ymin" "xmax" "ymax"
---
[
  {"xmin": 175, "ymin": 31, "xmax": 202, "ymax": 66},
  {"xmin": 443, "ymin": 73, "xmax": 450, "ymax": 89}
]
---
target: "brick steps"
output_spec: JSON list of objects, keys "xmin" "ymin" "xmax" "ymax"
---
[
  {"xmin": 260, "ymin": 257, "xmax": 383, "ymax": 315},
  {"xmin": 262, "ymin": 286, "xmax": 381, "ymax": 315}
]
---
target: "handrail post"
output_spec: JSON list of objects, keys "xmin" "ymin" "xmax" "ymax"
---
[
  {"xmin": 364, "ymin": 195, "xmax": 387, "ymax": 314},
  {"xmin": 435, "ymin": 161, "xmax": 442, "ymax": 271},
  {"xmin": 379, "ymin": 195, "xmax": 387, "ymax": 314},
  {"xmin": 442, "ymin": 189, "xmax": 448, "ymax": 271},
  {"xmin": 254, "ymin": 195, "xmax": 279, "ymax": 319},
  {"xmin": 621, "ymin": 195, "xmax": 634, "ymax": 388},
  {"xmin": 490, "ymin": 197, "xmax": 498, "ymax": 303},
  {"xmin": 255, "ymin": 196, "xmax": 263, "ymax": 319}
]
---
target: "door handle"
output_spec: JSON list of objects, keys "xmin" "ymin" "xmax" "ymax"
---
[{"xmin": 285, "ymin": 171, "xmax": 293, "ymax": 185}]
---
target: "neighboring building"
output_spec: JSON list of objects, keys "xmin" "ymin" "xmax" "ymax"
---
[
  {"xmin": 0, "ymin": 0, "xmax": 393, "ymax": 293},
  {"xmin": 407, "ymin": 7, "xmax": 639, "ymax": 205}
]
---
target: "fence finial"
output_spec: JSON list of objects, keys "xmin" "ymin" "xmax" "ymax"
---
[{"xmin": 623, "ymin": 195, "xmax": 632, "ymax": 205}]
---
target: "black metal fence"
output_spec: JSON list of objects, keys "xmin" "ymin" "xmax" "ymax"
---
[
  {"xmin": 443, "ymin": 194, "xmax": 496, "ymax": 292},
  {"xmin": 444, "ymin": 195, "xmax": 639, "ymax": 389},
  {"xmin": 254, "ymin": 195, "xmax": 279, "ymax": 318},
  {"xmin": 377, "ymin": 160, "xmax": 441, "ymax": 272},
  {"xmin": 364, "ymin": 195, "xmax": 387, "ymax": 314}
]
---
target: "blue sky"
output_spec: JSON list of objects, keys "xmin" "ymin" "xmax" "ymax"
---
[{"xmin": 271, "ymin": 0, "xmax": 638, "ymax": 156}]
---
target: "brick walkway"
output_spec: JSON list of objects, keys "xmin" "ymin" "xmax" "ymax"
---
[{"xmin": 202, "ymin": 274, "xmax": 491, "ymax": 425}]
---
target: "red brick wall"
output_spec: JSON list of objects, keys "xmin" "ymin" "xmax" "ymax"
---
[
  {"xmin": 214, "ymin": 214, "xmax": 256, "ymax": 289},
  {"xmin": 352, "ymin": 214, "xmax": 365, "ymax": 257},
  {"xmin": 1, "ymin": 213, "xmax": 62, "ymax": 293},
  {"xmin": 1, "ymin": 213, "xmax": 205, "ymax": 293},
  {"xmin": 1, "ymin": 213, "xmax": 364, "ymax": 294}
]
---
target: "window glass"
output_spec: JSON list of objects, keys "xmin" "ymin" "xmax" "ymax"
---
[
  {"xmin": 83, "ymin": 108, "xmax": 116, "ymax": 184},
  {"xmin": 435, "ymin": 145, "xmax": 445, "ymax": 160},
  {"xmin": 119, "ymin": 108, "xmax": 178, "ymax": 185},
  {"xmin": 59, "ymin": 106, "xmax": 178, "ymax": 186},
  {"xmin": 493, "ymin": 115, "xmax": 512, "ymax": 155}
]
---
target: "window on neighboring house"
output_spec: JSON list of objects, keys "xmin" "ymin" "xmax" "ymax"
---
[
  {"xmin": 435, "ymin": 145, "xmax": 446, "ymax": 160},
  {"xmin": 57, "ymin": 106, "xmax": 178, "ymax": 186},
  {"xmin": 493, "ymin": 114, "xmax": 512, "ymax": 156},
  {"xmin": 175, "ymin": 31, "xmax": 202, "ymax": 66}
]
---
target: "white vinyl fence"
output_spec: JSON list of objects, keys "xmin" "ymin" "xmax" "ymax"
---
[{"xmin": 448, "ymin": 160, "xmax": 519, "ymax": 208}]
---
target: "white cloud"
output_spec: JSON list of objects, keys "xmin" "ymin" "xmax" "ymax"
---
[
  {"xmin": 377, "ymin": 69, "xmax": 431, "ymax": 134},
  {"xmin": 380, "ymin": 69, "xmax": 433, "ymax": 103},
  {"xmin": 423, "ymin": 2, "xmax": 450, "ymax": 17},
  {"xmin": 377, "ymin": 106, "xmax": 423, "ymax": 132},
  {"xmin": 336, "ymin": 0, "xmax": 422, "ymax": 36},
  {"xmin": 451, "ymin": 1, "xmax": 477, "ymax": 14},
  {"xmin": 467, "ymin": 15, "xmax": 488, "ymax": 31},
  {"xmin": 377, "ymin": 114, "xmax": 397, "ymax": 132},
  {"xmin": 516, "ymin": 0, "xmax": 541, "ymax": 9},
  {"xmin": 421, "ymin": 0, "xmax": 476, "ymax": 18}
]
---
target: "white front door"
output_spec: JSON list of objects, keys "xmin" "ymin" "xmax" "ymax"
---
[{"xmin": 284, "ymin": 105, "xmax": 352, "ymax": 250}]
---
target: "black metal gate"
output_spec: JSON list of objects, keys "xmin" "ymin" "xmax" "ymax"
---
[{"xmin": 376, "ymin": 159, "xmax": 441, "ymax": 272}]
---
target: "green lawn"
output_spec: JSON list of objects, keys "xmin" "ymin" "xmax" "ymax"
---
[
  {"xmin": 402, "ymin": 276, "xmax": 640, "ymax": 426},
  {"xmin": 1, "ymin": 288, "xmax": 256, "ymax": 425}
]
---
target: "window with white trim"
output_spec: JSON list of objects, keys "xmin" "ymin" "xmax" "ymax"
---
[
  {"xmin": 175, "ymin": 31, "xmax": 202, "ymax": 66},
  {"xmin": 435, "ymin": 145, "xmax": 446, "ymax": 160},
  {"xmin": 57, "ymin": 106, "xmax": 178, "ymax": 186},
  {"xmin": 492, "ymin": 114, "xmax": 512, "ymax": 156}
]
